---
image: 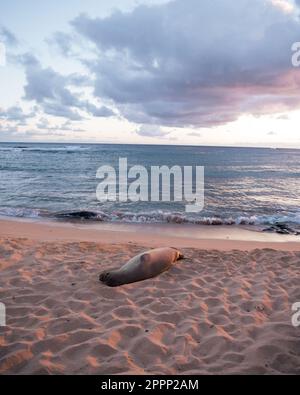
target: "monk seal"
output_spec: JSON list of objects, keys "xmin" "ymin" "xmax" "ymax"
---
[{"xmin": 99, "ymin": 247, "xmax": 184, "ymax": 287}]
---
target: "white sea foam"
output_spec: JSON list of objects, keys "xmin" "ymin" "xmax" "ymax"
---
[{"xmin": 1, "ymin": 207, "xmax": 300, "ymax": 229}]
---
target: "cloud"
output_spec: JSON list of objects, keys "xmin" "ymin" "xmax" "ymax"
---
[
  {"xmin": 36, "ymin": 118, "xmax": 84, "ymax": 132},
  {"xmin": 60, "ymin": 120, "xmax": 84, "ymax": 132},
  {"xmin": 270, "ymin": 0, "xmax": 295, "ymax": 14},
  {"xmin": 136, "ymin": 124, "xmax": 169, "ymax": 137},
  {"xmin": 41, "ymin": 102, "xmax": 83, "ymax": 120},
  {"xmin": 0, "ymin": 26, "xmax": 19, "ymax": 47},
  {"xmin": 0, "ymin": 123, "xmax": 18, "ymax": 134},
  {"xmin": 0, "ymin": 105, "xmax": 34, "ymax": 122},
  {"xmin": 188, "ymin": 132, "xmax": 202, "ymax": 137},
  {"xmin": 19, "ymin": 53, "xmax": 115, "ymax": 121},
  {"xmin": 0, "ymin": 123, "xmax": 36, "ymax": 141},
  {"xmin": 70, "ymin": 0, "xmax": 300, "ymax": 128},
  {"xmin": 85, "ymin": 102, "xmax": 115, "ymax": 117},
  {"xmin": 20, "ymin": 53, "xmax": 83, "ymax": 119},
  {"xmin": 276, "ymin": 114, "xmax": 290, "ymax": 119},
  {"xmin": 46, "ymin": 31, "xmax": 75, "ymax": 56},
  {"xmin": 68, "ymin": 73, "xmax": 93, "ymax": 87}
]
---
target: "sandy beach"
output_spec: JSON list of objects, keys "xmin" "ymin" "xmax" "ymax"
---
[{"xmin": 0, "ymin": 218, "xmax": 299, "ymax": 375}]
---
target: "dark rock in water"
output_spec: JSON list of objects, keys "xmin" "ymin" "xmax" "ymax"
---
[
  {"xmin": 262, "ymin": 222, "xmax": 300, "ymax": 235},
  {"xmin": 54, "ymin": 211, "xmax": 101, "ymax": 220}
]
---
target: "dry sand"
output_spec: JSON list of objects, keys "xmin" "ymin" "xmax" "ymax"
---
[{"xmin": 0, "ymin": 219, "xmax": 299, "ymax": 374}]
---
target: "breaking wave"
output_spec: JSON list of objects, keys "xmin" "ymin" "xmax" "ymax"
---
[
  {"xmin": 1, "ymin": 207, "xmax": 300, "ymax": 230},
  {"xmin": 0, "ymin": 145, "xmax": 90, "ymax": 153}
]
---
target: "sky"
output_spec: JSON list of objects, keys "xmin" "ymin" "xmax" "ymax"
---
[{"xmin": 1, "ymin": 0, "xmax": 300, "ymax": 147}]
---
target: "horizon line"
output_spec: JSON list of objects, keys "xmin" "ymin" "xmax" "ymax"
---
[{"xmin": 0, "ymin": 140, "xmax": 300, "ymax": 150}]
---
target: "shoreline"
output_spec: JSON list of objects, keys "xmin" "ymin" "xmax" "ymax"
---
[{"xmin": 0, "ymin": 216, "xmax": 300, "ymax": 250}]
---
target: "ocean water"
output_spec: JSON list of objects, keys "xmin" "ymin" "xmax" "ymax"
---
[{"xmin": 0, "ymin": 142, "xmax": 300, "ymax": 230}]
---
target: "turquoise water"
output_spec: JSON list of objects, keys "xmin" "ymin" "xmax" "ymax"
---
[{"xmin": 0, "ymin": 142, "xmax": 300, "ymax": 228}]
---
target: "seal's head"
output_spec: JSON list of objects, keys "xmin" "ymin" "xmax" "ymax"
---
[
  {"xmin": 170, "ymin": 247, "xmax": 184, "ymax": 261},
  {"xmin": 176, "ymin": 251, "xmax": 184, "ymax": 260},
  {"xmin": 99, "ymin": 271, "xmax": 121, "ymax": 287}
]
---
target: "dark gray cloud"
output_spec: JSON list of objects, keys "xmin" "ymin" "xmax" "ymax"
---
[
  {"xmin": 20, "ymin": 53, "xmax": 115, "ymax": 121},
  {"xmin": 70, "ymin": 0, "xmax": 300, "ymax": 128},
  {"xmin": 0, "ymin": 26, "xmax": 19, "ymax": 47}
]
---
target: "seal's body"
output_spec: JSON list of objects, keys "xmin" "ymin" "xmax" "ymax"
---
[{"xmin": 99, "ymin": 247, "xmax": 183, "ymax": 287}]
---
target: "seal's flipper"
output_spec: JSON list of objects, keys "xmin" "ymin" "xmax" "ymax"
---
[{"xmin": 99, "ymin": 267, "xmax": 119, "ymax": 283}]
